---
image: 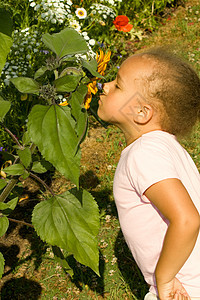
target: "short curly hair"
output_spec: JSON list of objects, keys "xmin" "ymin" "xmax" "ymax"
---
[{"xmin": 140, "ymin": 47, "xmax": 200, "ymax": 137}]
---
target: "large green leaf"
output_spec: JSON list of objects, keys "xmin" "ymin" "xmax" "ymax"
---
[
  {"xmin": 27, "ymin": 104, "xmax": 80, "ymax": 186},
  {"xmin": 42, "ymin": 28, "xmax": 89, "ymax": 58},
  {"xmin": 54, "ymin": 74, "xmax": 81, "ymax": 92},
  {"xmin": 0, "ymin": 98, "xmax": 11, "ymax": 121},
  {"xmin": 0, "ymin": 252, "xmax": 5, "ymax": 279},
  {"xmin": 10, "ymin": 77, "xmax": 40, "ymax": 95},
  {"xmin": 32, "ymin": 188, "xmax": 100, "ymax": 275},
  {"xmin": 0, "ymin": 9, "xmax": 13, "ymax": 37},
  {"xmin": 0, "ymin": 216, "xmax": 9, "ymax": 237},
  {"xmin": 0, "ymin": 32, "xmax": 12, "ymax": 74}
]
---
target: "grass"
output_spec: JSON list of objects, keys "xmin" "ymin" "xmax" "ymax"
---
[{"xmin": 1, "ymin": 1, "xmax": 200, "ymax": 299}]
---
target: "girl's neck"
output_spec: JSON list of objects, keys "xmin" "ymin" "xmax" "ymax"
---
[{"xmin": 123, "ymin": 126, "xmax": 163, "ymax": 146}]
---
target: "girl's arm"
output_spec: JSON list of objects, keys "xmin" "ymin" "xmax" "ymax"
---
[{"xmin": 144, "ymin": 178, "xmax": 200, "ymax": 300}]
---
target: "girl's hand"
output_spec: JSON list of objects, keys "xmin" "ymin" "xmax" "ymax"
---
[{"xmin": 158, "ymin": 277, "xmax": 191, "ymax": 300}]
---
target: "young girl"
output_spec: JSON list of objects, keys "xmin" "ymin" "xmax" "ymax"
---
[{"xmin": 97, "ymin": 48, "xmax": 200, "ymax": 300}]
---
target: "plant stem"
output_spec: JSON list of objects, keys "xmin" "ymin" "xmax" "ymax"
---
[
  {"xmin": 1, "ymin": 123, "xmax": 22, "ymax": 149},
  {"xmin": 7, "ymin": 217, "xmax": 34, "ymax": 228},
  {"xmin": 29, "ymin": 172, "xmax": 55, "ymax": 197},
  {"xmin": 0, "ymin": 178, "xmax": 18, "ymax": 202}
]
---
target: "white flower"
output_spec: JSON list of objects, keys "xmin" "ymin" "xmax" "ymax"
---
[
  {"xmin": 21, "ymin": 27, "xmax": 29, "ymax": 33},
  {"xmin": 4, "ymin": 79, "xmax": 10, "ymax": 85},
  {"xmin": 66, "ymin": 0, "xmax": 72, "ymax": 5},
  {"xmin": 83, "ymin": 35, "xmax": 89, "ymax": 40},
  {"xmin": 69, "ymin": 20, "xmax": 81, "ymax": 31},
  {"xmin": 30, "ymin": 2, "xmax": 36, "ymax": 7},
  {"xmin": 89, "ymin": 39, "xmax": 95, "ymax": 46},
  {"xmin": 35, "ymin": 4, "xmax": 40, "ymax": 10},
  {"xmin": 75, "ymin": 8, "xmax": 87, "ymax": 19}
]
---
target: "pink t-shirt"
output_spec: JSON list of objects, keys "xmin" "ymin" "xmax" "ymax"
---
[{"xmin": 113, "ymin": 130, "xmax": 200, "ymax": 297}]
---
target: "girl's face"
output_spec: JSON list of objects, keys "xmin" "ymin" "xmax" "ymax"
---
[{"xmin": 97, "ymin": 55, "xmax": 154, "ymax": 128}]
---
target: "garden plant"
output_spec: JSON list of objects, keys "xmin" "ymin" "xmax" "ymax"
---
[{"xmin": 0, "ymin": 0, "xmax": 195, "ymax": 298}]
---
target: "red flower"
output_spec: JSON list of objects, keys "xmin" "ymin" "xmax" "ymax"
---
[{"xmin": 113, "ymin": 15, "xmax": 133, "ymax": 32}]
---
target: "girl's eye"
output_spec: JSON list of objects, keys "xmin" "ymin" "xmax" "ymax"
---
[{"xmin": 115, "ymin": 84, "xmax": 120, "ymax": 89}]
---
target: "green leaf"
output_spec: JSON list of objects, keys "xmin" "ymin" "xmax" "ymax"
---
[
  {"xmin": 32, "ymin": 188, "xmax": 100, "ymax": 275},
  {"xmin": 54, "ymin": 74, "xmax": 81, "ymax": 92},
  {"xmin": 0, "ymin": 32, "xmax": 12, "ymax": 74},
  {"xmin": 34, "ymin": 66, "xmax": 48, "ymax": 80},
  {"xmin": 3, "ymin": 163, "xmax": 25, "ymax": 176},
  {"xmin": 10, "ymin": 77, "xmax": 40, "ymax": 95},
  {"xmin": 0, "ymin": 179, "xmax": 7, "ymax": 190},
  {"xmin": 0, "ymin": 197, "xmax": 19, "ymax": 216},
  {"xmin": 52, "ymin": 246, "xmax": 74, "ymax": 277},
  {"xmin": 42, "ymin": 28, "xmax": 89, "ymax": 58},
  {"xmin": 0, "ymin": 203, "xmax": 9, "ymax": 210},
  {"xmin": 17, "ymin": 148, "xmax": 32, "ymax": 168},
  {"xmin": 0, "ymin": 9, "xmax": 13, "ymax": 37},
  {"xmin": 0, "ymin": 216, "xmax": 9, "ymax": 237},
  {"xmin": 0, "ymin": 97, "xmax": 11, "ymax": 122},
  {"xmin": 71, "ymin": 85, "xmax": 88, "ymax": 142},
  {"xmin": 27, "ymin": 105, "xmax": 80, "ymax": 186},
  {"xmin": 6, "ymin": 197, "xmax": 18, "ymax": 211},
  {"xmin": 31, "ymin": 161, "xmax": 48, "ymax": 174},
  {"xmin": 81, "ymin": 59, "xmax": 104, "ymax": 79},
  {"xmin": 71, "ymin": 84, "xmax": 88, "ymax": 109},
  {"xmin": 0, "ymin": 252, "xmax": 5, "ymax": 279},
  {"xmin": 60, "ymin": 67, "xmax": 83, "ymax": 78},
  {"xmin": 20, "ymin": 170, "xmax": 30, "ymax": 180},
  {"xmin": 22, "ymin": 131, "xmax": 31, "ymax": 145}
]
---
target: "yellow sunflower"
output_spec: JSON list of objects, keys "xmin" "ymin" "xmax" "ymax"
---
[{"xmin": 84, "ymin": 49, "xmax": 111, "ymax": 109}]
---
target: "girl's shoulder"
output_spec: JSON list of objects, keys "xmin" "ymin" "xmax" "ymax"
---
[{"xmin": 128, "ymin": 130, "xmax": 178, "ymax": 155}]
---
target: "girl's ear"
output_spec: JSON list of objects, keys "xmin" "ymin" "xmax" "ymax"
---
[{"xmin": 133, "ymin": 104, "xmax": 153, "ymax": 124}]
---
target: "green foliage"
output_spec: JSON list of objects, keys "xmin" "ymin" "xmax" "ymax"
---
[
  {"xmin": 0, "ymin": 215, "xmax": 9, "ymax": 237},
  {"xmin": 3, "ymin": 163, "xmax": 25, "ymax": 175},
  {"xmin": 42, "ymin": 28, "xmax": 88, "ymax": 58},
  {"xmin": 10, "ymin": 77, "xmax": 40, "ymax": 95},
  {"xmin": 0, "ymin": 252, "xmax": 4, "ymax": 279},
  {"xmin": 54, "ymin": 74, "xmax": 82, "ymax": 92},
  {"xmin": 27, "ymin": 104, "xmax": 81, "ymax": 186},
  {"xmin": 0, "ymin": 32, "xmax": 12, "ymax": 74},
  {"xmin": 32, "ymin": 188, "xmax": 100, "ymax": 275},
  {"xmin": 0, "ymin": 98, "xmax": 11, "ymax": 121},
  {"xmin": 0, "ymin": 27, "xmax": 101, "ymax": 279},
  {"xmin": 17, "ymin": 147, "xmax": 32, "ymax": 168},
  {"xmin": 0, "ymin": 179, "xmax": 7, "ymax": 190},
  {"xmin": 0, "ymin": 8, "xmax": 13, "ymax": 37},
  {"xmin": 0, "ymin": 8, "xmax": 12, "ymax": 74}
]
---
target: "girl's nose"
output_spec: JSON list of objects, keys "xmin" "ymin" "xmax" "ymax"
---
[{"xmin": 102, "ymin": 82, "xmax": 109, "ymax": 94}]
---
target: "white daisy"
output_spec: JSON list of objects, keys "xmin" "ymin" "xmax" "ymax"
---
[{"xmin": 75, "ymin": 8, "xmax": 87, "ymax": 19}]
